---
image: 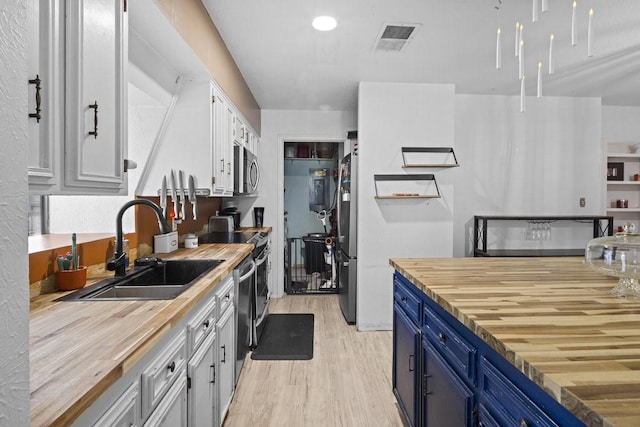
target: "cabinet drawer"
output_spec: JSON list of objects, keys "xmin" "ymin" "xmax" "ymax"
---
[
  {"xmin": 393, "ymin": 277, "xmax": 422, "ymax": 326},
  {"xmin": 478, "ymin": 356, "xmax": 560, "ymax": 427},
  {"xmin": 216, "ymin": 276, "xmax": 235, "ymax": 315},
  {"xmin": 94, "ymin": 381, "xmax": 140, "ymax": 427},
  {"xmin": 422, "ymin": 304, "xmax": 476, "ymax": 383},
  {"xmin": 141, "ymin": 330, "xmax": 187, "ymax": 420},
  {"xmin": 187, "ymin": 294, "xmax": 217, "ymax": 357}
]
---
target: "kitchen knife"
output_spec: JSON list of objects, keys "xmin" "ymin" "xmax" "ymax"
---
[
  {"xmin": 178, "ymin": 170, "xmax": 186, "ymax": 221},
  {"xmin": 160, "ymin": 175, "xmax": 167, "ymax": 219},
  {"xmin": 188, "ymin": 174, "xmax": 198, "ymax": 220},
  {"xmin": 170, "ymin": 169, "xmax": 178, "ymax": 220}
]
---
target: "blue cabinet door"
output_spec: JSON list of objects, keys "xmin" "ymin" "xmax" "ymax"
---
[
  {"xmin": 393, "ymin": 302, "xmax": 421, "ymax": 426},
  {"xmin": 423, "ymin": 338, "xmax": 475, "ymax": 427}
]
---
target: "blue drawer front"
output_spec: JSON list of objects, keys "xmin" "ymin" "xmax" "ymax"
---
[
  {"xmin": 478, "ymin": 356, "xmax": 561, "ymax": 427},
  {"xmin": 423, "ymin": 304, "xmax": 476, "ymax": 384},
  {"xmin": 394, "ymin": 275, "xmax": 422, "ymax": 326}
]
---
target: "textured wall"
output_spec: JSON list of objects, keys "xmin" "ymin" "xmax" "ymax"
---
[{"xmin": 0, "ymin": 1, "xmax": 31, "ymax": 425}]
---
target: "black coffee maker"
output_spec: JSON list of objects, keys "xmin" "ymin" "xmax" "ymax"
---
[{"xmin": 220, "ymin": 200, "xmax": 241, "ymax": 229}]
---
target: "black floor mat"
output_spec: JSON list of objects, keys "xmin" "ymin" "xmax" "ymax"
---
[{"xmin": 251, "ymin": 314, "xmax": 314, "ymax": 360}]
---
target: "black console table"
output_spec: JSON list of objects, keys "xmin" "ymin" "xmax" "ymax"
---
[{"xmin": 473, "ymin": 215, "xmax": 614, "ymax": 257}]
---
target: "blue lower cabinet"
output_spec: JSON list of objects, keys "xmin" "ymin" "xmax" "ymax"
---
[
  {"xmin": 422, "ymin": 338, "xmax": 475, "ymax": 426},
  {"xmin": 393, "ymin": 302, "xmax": 421, "ymax": 426},
  {"xmin": 393, "ymin": 272, "xmax": 586, "ymax": 427}
]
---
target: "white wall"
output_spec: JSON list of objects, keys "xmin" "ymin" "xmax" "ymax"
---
[
  {"xmin": 358, "ymin": 82, "xmax": 456, "ymax": 331},
  {"xmin": 0, "ymin": 1, "xmax": 31, "ymax": 424},
  {"xmin": 258, "ymin": 110, "xmax": 357, "ymax": 298},
  {"xmin": 602, "ymin": 106, "xmax": 640, "ymax": 142},
  {"xmin": 453, "ymin": 95, "xmax": 603, "ymax": 257}
]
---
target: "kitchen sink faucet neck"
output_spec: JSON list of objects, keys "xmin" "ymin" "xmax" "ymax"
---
[{"xmin": 108, "ymin": 199, "xmax": 171, "ymax": 276}]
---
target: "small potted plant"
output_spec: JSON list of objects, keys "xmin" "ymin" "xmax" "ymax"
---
[{"xmin": 55, "ymin": 234, "xmax": 87, "ymax": 291}]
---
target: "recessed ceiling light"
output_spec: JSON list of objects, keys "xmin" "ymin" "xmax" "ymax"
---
[{"xmin": 312, "ymin": 16, "xmax": 337, "ymax": 31}]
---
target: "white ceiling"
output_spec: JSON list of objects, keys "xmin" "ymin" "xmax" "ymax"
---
[{"xmin": 202, "ymin": 0, "xmax": 640, "ymax": 112}]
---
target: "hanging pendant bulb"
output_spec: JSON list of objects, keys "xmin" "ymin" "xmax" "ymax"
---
[
  {"xmin": 542, "ymin": 0, "xmax": 548, "ymax": 13},
  {"xmin": 496, "ymin": 28, "xmax": 502, "ymax": 69},
  {"xmin": 521, "ymin": 76, "xmax": 526, "ymax": 113},
  {"xmin": 537, "ymin": 62, "xmax": 543, "ymax": 98},
  {"xmin": 571, "ymin": 1, "xmax": 577, "ymax": 46},
  {"xmin": 549, "ymin": 33, "xmax": 555, "ymax": 74},
  {"xmin": 587, "ymin": 8, "xmax": 594, "ymax": 57},
  {"xmin": 515, "ymin": 21, "xmax": 520, "ymax": 56},
  {"xmin": 532, "ymin": 0, "xmax": 539, "ymax": 22},
  {"xmin": 519, "ymin": 40, "xmax": 524, "ymax": 79}
]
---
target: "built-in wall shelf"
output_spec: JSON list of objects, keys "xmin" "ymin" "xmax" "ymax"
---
[
  {"xmin": 607, "ymin": 153, "xmax": 640, "ymax": 158},
  {"xmin": 373, "ymin": 174, "xmax": 441, "ymax": 199},
  {"xmin": 607, "ymin": 208, "xmax": 640, "ymax": 212},
  {"xmin": 401, "ymin": 147, "xmax": 460, "ymax": 168},
  {"xmin": 606, "ymin": 181, "xmax": 640, "ymax": 185}
]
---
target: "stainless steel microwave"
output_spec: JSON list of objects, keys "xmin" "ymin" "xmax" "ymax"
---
[{"xmin": 234, "ymin": 146, "xmax": 259, "ymax": 195}]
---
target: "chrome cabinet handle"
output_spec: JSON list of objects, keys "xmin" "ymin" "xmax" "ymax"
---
[
  {"xmin": 227, "ymin": 162, "xmax": 231, "ymax": 175},
  {"xmin": 518, "ymin": 420, "xmax": 530, "ymax": 427},
  {"xmin": 28, "ymin": 75, "xmax": 42, "ymax": 123},
  {"xmin": 438, "ymin": 332, "xmax": 446, "ymax": 344},
  {"xmin": 88, "ymin": 101, "xmax": 98, "ymax": 138},
  {"xmin": 220, "ymin": 159, "xmax": 225, "ymax": 173}
]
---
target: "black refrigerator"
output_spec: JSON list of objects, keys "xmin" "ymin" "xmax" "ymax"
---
[{"xmin": 337, "ymin": 146, "xmax": 357, "ymax": 323}]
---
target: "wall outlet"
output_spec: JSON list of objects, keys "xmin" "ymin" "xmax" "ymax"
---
[{"xmin": 579, "ymin": 197, "xmax": 586, "ymax": 207}]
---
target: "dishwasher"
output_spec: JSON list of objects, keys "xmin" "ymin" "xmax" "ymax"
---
[{"xmin": 234, "ymin": 256, "xmax": 255, "ymax": 383}]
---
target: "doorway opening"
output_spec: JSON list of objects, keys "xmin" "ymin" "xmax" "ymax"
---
[{"xmin": 283, "ymin": 141, "xmax": 343, "ymax": 294}]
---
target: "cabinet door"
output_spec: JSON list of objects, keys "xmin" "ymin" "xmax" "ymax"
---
[
  {"xmin": 64, "ymin": 0, "xmax": 127, "ymax": 194},
  {"xmin": 27, "ymin": 0, "xmax": 60, "ymax": 192},
  {"xmin": 393, "ymin": 302, "xmax": 420, "ymax": 427},
  {"xmin": 212, "ymin": 86, "xmax": 234, "ymax": 195},
  {"xmin": 187, "ymin": 330, "xmax": 217, "ymax": 427},
  {"xmin": 422, "ymin": 339, "xmax": 475, "ymax": 427},
  {"xmin": 144, "ymin": 375, "xmax": 188, "ymax": 427},
  {"xmin": 217, "ymin": 306, "xmax": 236, "ymax": 425}
]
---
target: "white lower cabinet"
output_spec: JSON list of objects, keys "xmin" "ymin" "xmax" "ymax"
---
[
  {"xmin": 187, "ymin": 329, "xmax": 218, "ymax": 427},
  {"xmin": 141, "ymin": 331, "xmax": 187, "ymax": 420},
  {"xmin": 73, "ymin": 274, "xmax": 241, "ymax": 427},
  {"xmin": 217, "ymin": 303, "xmax": 235, "ymax": 425},
  {"xmin": 143, "ymin": 375, "xmax": 188, "ymax": 427},
  {"xmin": 215, "ymin": 276, "xmax": 236, "ymax": 426},
  {"xmin": 94, "ymin": 381, "xmax": 140, "ymax": 427}
]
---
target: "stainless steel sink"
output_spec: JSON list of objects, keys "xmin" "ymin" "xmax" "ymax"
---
[{"xmin": 57, "ymin": 259, "xmax": 224, "ymax": 301}]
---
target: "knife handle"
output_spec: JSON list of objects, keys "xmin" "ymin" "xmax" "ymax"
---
[{"xmin": 192, "ymin": 203, "xmax": 197, "ymax": 221}]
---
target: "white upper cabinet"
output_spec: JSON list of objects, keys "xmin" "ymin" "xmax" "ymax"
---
[
  {"xmin": 27, "ymin": 0, "xmax": 61, "ymax": 193},
  {"xmin": 27, "ymin": 0, "xmax": 128, "ymax": 195},
  {"xmin": 212, "ymin": 85, "xmax": 235, "ymax": 196},
  {"xmin": 63, "ymin": 0, "xmax": 128, "ymax": 194}
]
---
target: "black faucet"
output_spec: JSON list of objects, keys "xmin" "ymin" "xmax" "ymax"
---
[{"xmin": 107, "ymin": 199, "xmax": 172, "ymax": 276}]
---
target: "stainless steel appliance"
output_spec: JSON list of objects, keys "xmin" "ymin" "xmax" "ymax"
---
[
  {"xmin": 208, "ymin": 216, "xmax": 234, "ymax": 233},
  {"xmin": 198, "ymin": 230, "xmax": 271, "ymax": 351},
  {"xmin": 337, "ymin": 139, "xmax": 358, "ymax": 324},
  {"xmin": 234, "ymin": 146, "xmax": 259, "ymax": 195},
  {"xmin": 233, "ymin": 256, "xmax": 255, "ymax": 383},
  {"xmin": 252, "ymin": 235, "xmax": 270, "ymax": 348}
]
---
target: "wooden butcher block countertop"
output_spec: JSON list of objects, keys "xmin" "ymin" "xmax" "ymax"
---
[
  {"xmin": 30, "ymin": 243, "xmax": 253, "ymax": 427},
  {"xmin": 390, "ymin": 256, "xmax": 640, "ymax": 427}
]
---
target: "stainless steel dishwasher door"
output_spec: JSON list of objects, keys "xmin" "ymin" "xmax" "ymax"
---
[{"xmin": 234, "ymin": 257, "xmax": 255, "ymax": 383}]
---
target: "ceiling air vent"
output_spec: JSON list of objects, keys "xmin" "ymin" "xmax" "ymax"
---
[{"xmin": 374, "ymin": 23, "xmax": 420, "ymax": 52}]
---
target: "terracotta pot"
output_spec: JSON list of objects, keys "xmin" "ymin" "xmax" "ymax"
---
[{"xmin": 56, "ymin": 266, "xmax": 87, "ymax": 291}]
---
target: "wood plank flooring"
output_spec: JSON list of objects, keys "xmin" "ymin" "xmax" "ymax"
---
[{"xmin": 224, "ymin": 294, "xmax": 404, "ymax": 426}]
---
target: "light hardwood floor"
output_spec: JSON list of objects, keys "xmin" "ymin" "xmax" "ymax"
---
[{"xmin": 223, "ymin": 294, "xmax": 404, "ymax": 426}]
